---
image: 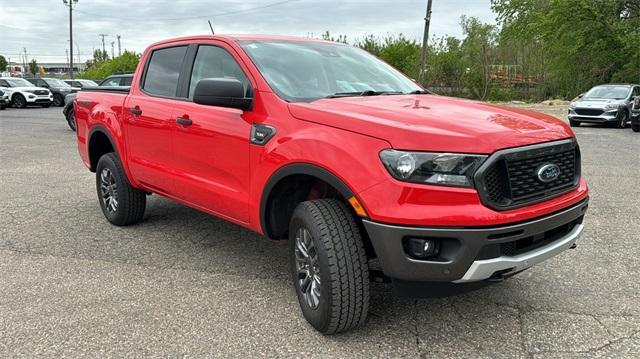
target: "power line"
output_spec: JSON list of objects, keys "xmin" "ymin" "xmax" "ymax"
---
[{"xmin": 73, "ymin": 0, "xmax": 301, "ymax": 22}]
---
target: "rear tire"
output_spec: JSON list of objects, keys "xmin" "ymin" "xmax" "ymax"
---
[
  {"xmin": 289, "ymin": 199, "xmax": 369, "ymax": 334},
  {"xmin": 569, "ymin": 119, "xmax": 580, "ymax": 127},
  {"xmin": 95, "ymin": 152, "xmax": 146, "ymax": 226},
  {"xmin": 66, "ymin": 108, "xmax": 76, "ymax": 131},
  {"xmin": 12, "ymin": 94, "xmax": 26, "ymax": 108},
  {"xmin": 632, "ymin": 123, "xmax": 640, "ymax": 132},
  {"xmin": 0, "ymin": 104, "xmax": 6, "ymax": 110}
]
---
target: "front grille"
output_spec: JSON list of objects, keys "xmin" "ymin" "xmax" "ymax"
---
[
  {"xmin": 476, "ymin": 140, "xmax": 580, "ymax": 210},
  {"xmin": 574, "ymin": 108, "xmax": 603, "ymax": 116},
  {"xmin": 34, "ymin": 90, "xmax": 48, "ymax": 95}
]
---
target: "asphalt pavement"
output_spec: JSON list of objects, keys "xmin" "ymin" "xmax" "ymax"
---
[{"xmin": 1, "ymin": 107, "xmax": 639, "ymax": 358}]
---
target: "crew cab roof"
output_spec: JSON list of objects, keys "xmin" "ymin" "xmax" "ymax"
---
[{"xmin": 147, "ymin": 34, "xmax": 335, "ymax": 48}]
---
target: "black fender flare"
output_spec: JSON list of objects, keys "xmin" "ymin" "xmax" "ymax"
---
[
  {"xmin": 259, "ymin": 163, "xmax": 356, "ymax": 239},
  {"xmin": 87, "ymin": 125, "xmax": 118, "ymax": 171}
]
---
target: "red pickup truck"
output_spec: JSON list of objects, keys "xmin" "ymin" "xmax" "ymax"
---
[{"xmin": 75, "ymin": 35, "xmax": 589, "ymax": 334}]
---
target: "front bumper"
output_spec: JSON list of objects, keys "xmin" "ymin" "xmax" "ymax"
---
[
  {"xmin": 568, "ymin": 108, "xmax": 619, "ymax": 123},
  {"xmin": 25, "ymin": 94, "xmax": 53, "ymax": 104},
  {"xmin": 363, "ymin": 198, "xmax": 588, "ymax": 283}
]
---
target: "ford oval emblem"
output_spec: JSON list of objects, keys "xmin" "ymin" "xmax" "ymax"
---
[{"xmin": 536, "ymin": 163, "xmax": 561, "ymax": 183}]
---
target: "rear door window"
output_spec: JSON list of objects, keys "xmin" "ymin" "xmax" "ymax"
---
[{"xmin": 143, "ymin": 46, "xmax": 188, "ymax": 97}]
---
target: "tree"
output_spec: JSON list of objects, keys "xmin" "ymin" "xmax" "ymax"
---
[
  {"xmin": 0, "ymin": 55, "xmax": 7, "ymax": 72},
  {"xmin": 460, "ymin": 16, "xmax": 498, "ymax": 100},
  {"xmin": 28, "ymin": 59, "xmax": 38, "ymax": 76},
  {"xmin": 80, "ymin": 51, "xmax": 140, "ymax": 80}
]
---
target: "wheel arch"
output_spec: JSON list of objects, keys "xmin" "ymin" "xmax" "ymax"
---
[
  {"xmin": 87, "ymin": 125, "xmax": 118, "ymax": 172},
  {"xmin": 260, "ymin": 163, "xmax": 356, "ymax": 240}
]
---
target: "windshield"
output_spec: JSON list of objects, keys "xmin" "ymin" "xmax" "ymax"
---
[
  {"xmin": 45, "ymin": 78, "xmax": 71, "ymax": 87},
  {"xmin": 583, "ymin": 86, "xmax": 630, "ymax": 100},
  {"xmin": 5, "ymin": 78, "xmax": 34, "ymax": 87},
  {"xmin": 239, "ymin": 40, "xmax": 422, "ymax": 102}
]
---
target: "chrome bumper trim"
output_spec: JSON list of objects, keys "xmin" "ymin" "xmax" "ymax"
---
[{"xmin": 453, "ymin": 223, "xmax": 584, "ymax": 283}]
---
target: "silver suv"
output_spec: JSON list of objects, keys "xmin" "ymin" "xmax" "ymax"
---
[{"xmin": 568, "ymin": 84, "xmax": 640, "ymax": 128}]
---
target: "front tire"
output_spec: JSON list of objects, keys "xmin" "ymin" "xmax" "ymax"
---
[
  {"xmin": 53, "ymin": 94, "xmax": 64, "ymax": 107},
  {"xmin": 289, "ymin": 199, "xmax": 369, "ymax": 334},
  {"xmin": 66, "ymin": 108, "xmax": 76, "ymax": 131},
  {"xmin": 12, "ymin": 94, "xmax": 26, "ymax": 108},
  {"xmin": 95, "ymin": 152, "xmax": 146, "ymax": 226},
  {"xmin": 617, "ymin": 110, "xmax": 628, "ymax": 129},
  {"xmin": 632, "ymin": 123, "xmax": 640, "ymax": 132}
]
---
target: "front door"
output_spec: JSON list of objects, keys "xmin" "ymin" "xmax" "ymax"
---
[{"xmin": 170, "ymin": 44, "xmax": 254, "ymax": 224}]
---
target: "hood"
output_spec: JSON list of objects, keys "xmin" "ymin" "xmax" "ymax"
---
[
  {"xmin": 53, "ymin": 86, "xmax": 81, "ymax": 92},
  {"xmin": 288, "ymin": 95, "xmax": 573, "ymax": 154},
  {"xmin": 572, "ymin": 98, "xmax": 625, "ymax": 108},
  {"xmin": 10, "ymin": 86, "xmax": 50, "ymax": 93}
]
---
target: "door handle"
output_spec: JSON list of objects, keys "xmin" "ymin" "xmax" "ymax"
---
[
  {"xmin": 130, "ymin": 106, "xmax": 142, "ymax": 115},
  {"xmin": 176, "ymin": 117, "xmax": 192, "ymax": 126}
]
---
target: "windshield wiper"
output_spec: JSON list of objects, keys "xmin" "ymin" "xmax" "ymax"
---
[
  {"xmin": 325, "ymin": 90, "xmax": 403, "ymax": 98},
  {"xmin": 405, "ymin": 90, "xmax": 430, "ymax": 94}
]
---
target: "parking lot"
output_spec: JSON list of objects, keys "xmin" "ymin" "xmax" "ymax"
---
[{"xmin": 1, "ymin": 106, "xmax": 638, "ymax": 357}]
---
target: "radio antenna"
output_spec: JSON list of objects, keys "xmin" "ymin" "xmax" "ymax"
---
[{"xmin": 208, "ymin": 20, "xmax": 215, "ymax": 35}]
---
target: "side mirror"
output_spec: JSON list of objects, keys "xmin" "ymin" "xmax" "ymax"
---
[{"xmin": 193, "ymin": 78, "xmax": 252, "ymax": 111}]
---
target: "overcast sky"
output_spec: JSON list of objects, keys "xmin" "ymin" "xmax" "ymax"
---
[{"xmin": 0, "ymin": 0, "xmax": 495, "ymax": 65}]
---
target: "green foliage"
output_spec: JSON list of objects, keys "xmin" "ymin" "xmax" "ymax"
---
[
  {"xmin": 80, "ymin": 51, "xmax": 140, "ymax": 80},
  {"xmin": 491, "ymin": 0, "xmax": 640, "ymax": 98},
  {"xmin": 321, "ymin": 31, "xmax": 348, "ymax": 44},
  {"xmin": 28, "ymin": 59, "xmax": 38, "ymax": 76},
  {"xmin": 321, "ymin": 1, "xmax": 638, "ymax": 101},
  {"xmin": 0, "ymin": 55, "xmax": 7, "ymax": 71}
]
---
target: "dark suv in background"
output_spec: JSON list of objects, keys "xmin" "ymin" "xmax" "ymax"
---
[
  {"xmin": 27, "ymin": 78, "xmax": 80, "ymax": 107},
  {"xmin": 62, "ymin": 74, "xmax": 133, "ymax": 131},
  {"xmin": 98, "ymin": 73, "xmax": 133, "ymax": 86},
  {"xmin": 64, "ymin": 79, "xmax": 99, "ymax": 88}
]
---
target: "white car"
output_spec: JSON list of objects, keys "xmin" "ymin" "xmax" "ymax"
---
[{"xmin": 0, "ymin": 77, "xmax": 53, "ymax": 108}]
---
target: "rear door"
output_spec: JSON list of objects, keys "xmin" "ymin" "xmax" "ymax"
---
[
  {"xmin": 169, "ymin": 42, "xmax": 254, "ymax": 224},
  {"xmin": 124, "ymin": 45, "xmax": 188, "ymax": 195}
]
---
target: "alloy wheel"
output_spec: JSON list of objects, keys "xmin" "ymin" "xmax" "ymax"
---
[
  {"xmin": 294, "ymin": 227, "xmax": 321, "ymax": 309},
  {"xmin": 100, "ymin": 168, "xmax": 118, "ymax": 213}
]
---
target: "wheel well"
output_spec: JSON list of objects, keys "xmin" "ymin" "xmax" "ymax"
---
[
  {"xmin": 88, "ymin": 131, "xmax": 115, "ymax": 172},
  {"xmin": 262, "ymin": 173, "xmax": 376, "ymax": 258},
  {"xmin": 12, "ymin": 92, "xmax": 24, "ymax": 100}
]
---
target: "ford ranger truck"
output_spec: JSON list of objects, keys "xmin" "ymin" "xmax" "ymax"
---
[{"xmin": 74, "ymin": 35, "xmax": 589, "ymax": 334}]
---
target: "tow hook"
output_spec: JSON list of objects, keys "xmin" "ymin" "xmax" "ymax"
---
[{"xmin": 570, "ymin": 243, "xmax": 577, "ymax": 249}]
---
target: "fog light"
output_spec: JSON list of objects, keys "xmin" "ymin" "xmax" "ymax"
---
[{"xmin": 404, "ymin": 237, "xmax": 440, "ymax": 259}]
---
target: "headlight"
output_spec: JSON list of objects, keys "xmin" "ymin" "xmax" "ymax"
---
[
  {"xmin": 24, "ymin": 90, "xmax": 35, "ymax": 94},
  {"xmin": 604, "ymin": 103, "xmax": 619, "ymax": 110},
  {"xmin": 569, "ymin": 102, "xmax": 577, "ymax": 109},
  {"xmin": 379, "ymin": 150, "xmax": 487, "ymax": 187}
]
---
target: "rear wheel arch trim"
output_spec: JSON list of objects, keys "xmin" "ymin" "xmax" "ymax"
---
[
  {"xmin": 88, "ymin": 125, "xmax": 119, "ymax": 170},
  {"xmin": 259, "ymin": 163, "xmax": 356, "ymax": 239}
]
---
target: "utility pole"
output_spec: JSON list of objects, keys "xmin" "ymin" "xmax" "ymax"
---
[
  {"xmin": 111, "ymin": 41, "xmax": 115, "ymax": 59},
  {"xmin": 117, "ymin": 35, "xmax": 122, "ymax": 56},
  {"xmin": 66, "ymin": 49, "xmax": 70, "ymax": 73},
  {"xmin": 99, "ymin": 34, "xmax": 109, "ymax": 58},
  {"xmin": 418, "ymin": 0, "xmax": 433, "ymax": 85},
  {"xmin": 22, "ymin": 48, "xmax": 27, "ymax": 74},
  {"xmin": 63, "ymin": 0, "xmax": 78, "ymax": 79}
]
